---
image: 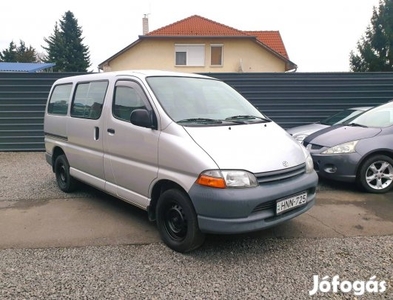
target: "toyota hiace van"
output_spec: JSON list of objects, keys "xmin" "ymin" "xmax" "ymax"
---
[{"xmin": 44, "ymin": 70, "xmax": 318, "ymax": 252}]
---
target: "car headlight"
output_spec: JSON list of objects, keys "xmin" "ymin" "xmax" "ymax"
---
[
  {"xmin": 301, "ymin": 145, "xmax": 314, "ymax": 173},
  {"xmin": 197, "ymin": 170, "xmax": 258, "ymax": 188},
  {"xmin": 293, "ymin": 134, "xmax": 307, "ymax": 143},
  {"xmin": 322, "ymin": 140, "xmax": 358, "ymax": 154}
]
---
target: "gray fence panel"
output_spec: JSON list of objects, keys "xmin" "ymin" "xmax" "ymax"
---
[
  {"xmin": 0, "ymin": 72, "xmax": 82, "ymax": 151},
  {"xmin": 206, "ymin": 72, "xmax": 393, "ymax": 127},
  {"xmin": 1, "ymin": 72, "xmax": 393, "ymax": 151}
]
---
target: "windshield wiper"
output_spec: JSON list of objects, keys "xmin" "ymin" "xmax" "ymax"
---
[
  {"xmin": 177, "ymin": 118, "xmax": 223, "ymax": 124},
  {"xmin": 349, "ymin": 123, "xmax": 368, "ymax": 128},
  {"xmin": 225, "ymin": 115, "xmax": 271, "ymax": 123}
]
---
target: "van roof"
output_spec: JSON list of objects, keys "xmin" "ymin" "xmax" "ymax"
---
[{"xmin": 52, "ymin": 70, "xmax": 213, "ymax": 84}]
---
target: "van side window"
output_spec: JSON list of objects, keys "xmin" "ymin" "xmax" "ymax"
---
[
  {"xmin": 47, "ymin": 84, "xmax": 72, "ymax": 115},
  {"xmin": 113, "ymin": 85, "xmax": 147, "ymax": 122},
  {"xmin": 71, "ymin": 81, "xmax": 108, "ymax": 119}
]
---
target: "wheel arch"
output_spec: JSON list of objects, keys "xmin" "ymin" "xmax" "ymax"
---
[
  {"xmin": 356, "ymin": 149, "xmax": 393, "ymax": 177},
  {"xmin": 51, "ymin": 146, "xmax": 66, "ymax": 172},
  {"xmin": 147, "ymin": 179, "xmax": 189, "ymax": 222}
]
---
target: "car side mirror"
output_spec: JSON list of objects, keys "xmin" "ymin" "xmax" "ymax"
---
[{"xmin": 130, "ymin": 109, "xmax": 156, "ymax": 129}]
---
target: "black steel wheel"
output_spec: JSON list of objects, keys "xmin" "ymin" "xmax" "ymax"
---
[
  {"xmin": 156, "ymin": 189, "xmax": 205, "ymax": 253},
  {"xmin": 358, "ymin": 155, "xmax": 393, "ymax": 194},
  {"xmin": 54, "ymin": 154, "xmax": 77, "ymax": 193}
]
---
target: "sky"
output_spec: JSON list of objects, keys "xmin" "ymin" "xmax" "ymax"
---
[{"xmin": 1, "ymin": 0, "xmax": 382, "ymax": 72}]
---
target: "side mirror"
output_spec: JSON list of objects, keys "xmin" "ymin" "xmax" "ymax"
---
[{"xmin": 130, "ymin": 109, "xmax": 156, "ymax": 129}]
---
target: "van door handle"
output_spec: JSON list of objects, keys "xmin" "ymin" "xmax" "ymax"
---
[
  {"xmin": 94, "ymin": 127, "xmax": 100, "ymax": 140},
  {"xmin": 107, "ymin": 128, "xmax": 115, "ymax": 134}
]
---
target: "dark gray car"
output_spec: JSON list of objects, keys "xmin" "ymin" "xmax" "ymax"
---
[
  {"xmin": 287, "ymin": 106, "xmax": 372, "ymax": 143},
  {"xmin": 303, "ymin": 101, "xmax": 393, "ymax": 194}
]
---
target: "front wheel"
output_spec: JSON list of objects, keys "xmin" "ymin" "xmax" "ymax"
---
[
  {"xmin": 358, "ymin": 155, "xmax": 393, "ymax": 194},
  {"xmin": 156, "ymin": 189, "xmax": 205, "ymax": 253},
  {"xmin": 54, "ymin": 154, "xmax": 78, "ymax": 193}
]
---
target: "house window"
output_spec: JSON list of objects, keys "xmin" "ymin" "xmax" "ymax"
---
[
  {"xmin": 175, "ymin": 44, "xmax": 205, "ymax": 66},
  {"xmin": 211, "ymin": 45, "xmax": 223, "ymax": 66},
  {"xmin": 175, "ymin": 52, "xmax": 187, "ymax": 65}
]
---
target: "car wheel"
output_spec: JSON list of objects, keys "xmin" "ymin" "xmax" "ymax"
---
[
  {"xmin": 54, "ymin": 154, "xmax": 77, "ymax": 193},
  {"xmin": 156, "ymin": 189, "xmax": 205, "ymax": 253},
  {"xmin": 358, "ymin": 155, "xmax": 393, "ymax": 194}
]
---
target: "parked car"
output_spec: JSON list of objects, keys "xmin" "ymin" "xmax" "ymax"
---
[
  {"xmin": 287, "ymin": 106, "xmax": 372, "ymax": 143},
  {"xmin": 44, "ymin": 70, "xmax": 318, "ymax": 252},
  {"xmin": 303, "ymin": 100, "xmax": 393, "ymax": 194}
]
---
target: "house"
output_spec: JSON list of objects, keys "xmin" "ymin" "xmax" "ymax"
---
[{"xmin": 98, "ymin": 15, "xmax": 297, "ymax": 73}]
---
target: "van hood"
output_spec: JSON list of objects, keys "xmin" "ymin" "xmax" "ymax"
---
[
  {"xmin": 183, "ymin": 123, "xmax": 306, "ymax": 173},
  {"xmin": 304, "ymin": 125, "xmax": 382, "ymax": 147}
]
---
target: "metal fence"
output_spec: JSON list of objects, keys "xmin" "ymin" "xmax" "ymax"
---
[
  {"xmin": 0, "ymin": 73, "xmax": 82, "ymax": 151},
  {"xmin": 209, "ymin": 72, "xmax": 393, "ymax": 127},
  {"xmin": 1, "ymin": 72, "xmax": 393, "ymax": 151}
]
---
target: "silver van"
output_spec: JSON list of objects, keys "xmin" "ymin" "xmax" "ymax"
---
[{"xmin": 44, "ymin": 70, "xmax": 318, "ymax": 252}]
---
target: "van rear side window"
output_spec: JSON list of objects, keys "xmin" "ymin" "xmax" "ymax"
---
[
  {"xmin": 71, "ymin": 81, "xmax": 108, "ymax": 119},
  {"xmin": 47, "ymin": 84, "xmax": 72, "ymax": 115}
]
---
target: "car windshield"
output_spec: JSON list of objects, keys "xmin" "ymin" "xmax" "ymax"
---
[
  {"xmin": 320, "ymin": 109, "xmax": 367, "ymax": 126},
  {"xmin": 349, "ymin": 101, "xmax": 393, "ymax": 128},
  {"xmin": 146, "ymin": 76, "xmax": 268, "ymax": 125}
]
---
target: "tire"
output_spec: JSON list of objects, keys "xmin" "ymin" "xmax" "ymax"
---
[
  {"xmin": 358, "ymin": 155, "xmax": 393, "ymax": 194},
  {"xmin": 54, "ymin": 155, "xmax": 78, "ymax": 193},
  {"xmin": 156, "ymin": 189, "xmax": 205, "ymax": 253}
]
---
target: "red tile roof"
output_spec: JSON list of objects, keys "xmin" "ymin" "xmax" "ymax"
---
[
  {"xmin": 244, "ymin": 31, "xmax": 289, "ymax": 59},
  {"xmin": 147, "ymin": 15, "xmax": 249, "ymax": 37},
  {"xmin": 146, "ymin": 15, "xmax": 289, "ymax": 59}
]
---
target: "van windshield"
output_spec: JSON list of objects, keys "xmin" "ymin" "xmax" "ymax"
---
[{"xmin": 146, "ymin": 76, "xmax": 268, "ymax": 125}]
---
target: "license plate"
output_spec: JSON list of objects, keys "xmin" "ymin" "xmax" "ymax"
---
[{"xmin": 276, "ymin": 192, "xmax": 307, "ymax": 215}]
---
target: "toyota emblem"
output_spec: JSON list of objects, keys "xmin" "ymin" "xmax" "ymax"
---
[{"xmin": 282, "ymin": 161, "xmax": 289, "ymax": 167}]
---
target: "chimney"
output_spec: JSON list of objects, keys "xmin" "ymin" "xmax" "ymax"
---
[{"xmin": 142, "ymin": 14, "xmax": 149, "ymax": 35}]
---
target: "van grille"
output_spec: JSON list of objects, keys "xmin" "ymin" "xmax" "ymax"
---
[{"xmin": 254, "ymin": 163, "xmax": 306, "ymax": 184}]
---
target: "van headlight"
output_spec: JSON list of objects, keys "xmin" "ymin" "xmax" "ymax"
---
[
  {"xmin": 197, "ymin": 170, "xmax": 258, "ymax": 188},
  {"xmin": 322, "ymin": 140, "xmax": 358, "ymax": 154}
]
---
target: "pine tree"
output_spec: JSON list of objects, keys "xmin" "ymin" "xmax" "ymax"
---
[
  {"xmin": 15, "ymin": 40, "xmax": 38, "ymax": 62},
  {"xmin": 43, "ymin": 11, "xmax": 91, "ymax": 72},
  {"xmin": 0, "ymin": 41, "xmax": 17, "ymax": 62},
  {"xmin": 43, "ymin": 23, "xmax": 67, "ymax": 71},
  {"xmin": 0, "ymin": 40, "xmax": 38, "ymax": 62},
  {"xmin": 350, "ymin": 0, "xmax": 393, "ymax": 72}
]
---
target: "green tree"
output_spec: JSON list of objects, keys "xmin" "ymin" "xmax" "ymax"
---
[
  {"xmin": 0, "ymin": 40, "xmax": 38, "ymax": 62},
  {"xmin": 43, "ymin": 11, "xmax": 91, "ymax": 72},
  {"xmin": 0, "ymin": 41, "xmax": 17, "ymax": 62},
  {"xmin": 350, "ymin": 0, "xmax": 393, "ymax": 72},
  {"xmin": 43, "ymin": 23, "xmax": 67, "ymax": 69},
  {"xmin": 15, "ymin": 40, "xmax": 38, "ymax": 62}
]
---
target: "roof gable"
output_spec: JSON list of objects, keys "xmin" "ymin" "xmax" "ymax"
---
[{"xmin": 146, "ymin": 15, "xmax": 249, "ymax": 37}]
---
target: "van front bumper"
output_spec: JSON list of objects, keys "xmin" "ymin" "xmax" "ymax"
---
[{"xmin": 188, "ymin": 171, "xmax": 318, "ymax": 234}]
